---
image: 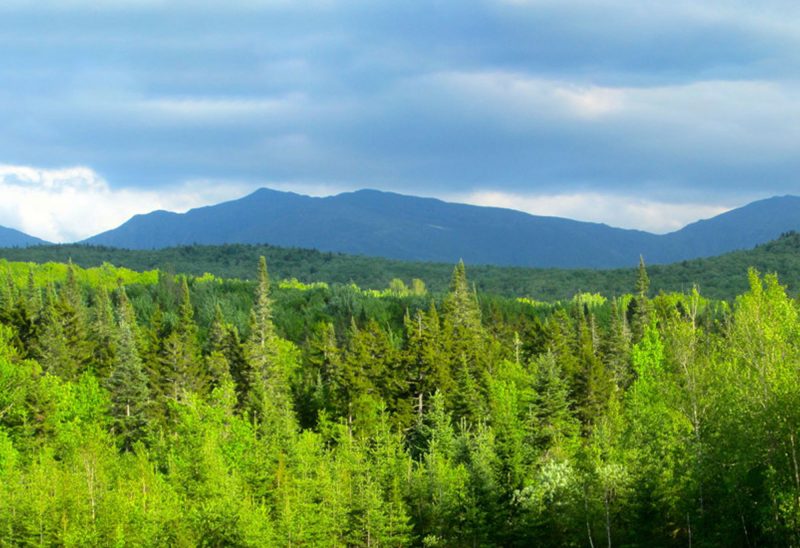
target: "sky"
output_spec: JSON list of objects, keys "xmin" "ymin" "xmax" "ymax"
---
[{"xmin": 1, "ymin": 0, "xmax": 799, "ymax": 242}]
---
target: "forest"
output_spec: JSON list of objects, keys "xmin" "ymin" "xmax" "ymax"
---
[
  {"xmin": 0, "ymin": 255, "xmax": 799, "ymax": 546},
  {"xmin": 3, "ymin": 230, "xmax": 800, "ymax": 301}
]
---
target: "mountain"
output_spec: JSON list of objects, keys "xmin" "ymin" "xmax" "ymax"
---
[
  {"xmin": 661, "ymin": 195, "xmax": 800, "ymax": 258},
  {"xmin": 0, "ymin": 225, "xmax": 47, "ymax": 247},
  {"xmin": 82, "ymin": 188, "xmax": 800, "ymax": 268}
]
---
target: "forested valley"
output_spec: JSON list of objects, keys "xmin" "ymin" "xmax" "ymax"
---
[{"xmin": 1, "ymin": 256, "xmax": 799, "ymax": 546}]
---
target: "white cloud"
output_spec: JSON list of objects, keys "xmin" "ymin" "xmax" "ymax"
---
[
  {"xmin": 450, "ymin": 190, "xmax": 733, "ymax": 233},
  {"xmin": 0, "ymin": 164, "xmax": 258, "ymax": 243}
]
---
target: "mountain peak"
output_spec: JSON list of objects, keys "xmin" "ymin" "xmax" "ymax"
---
[{"xmin": 80, "ymin": 190, "xmax": 800, "ymax": 268}]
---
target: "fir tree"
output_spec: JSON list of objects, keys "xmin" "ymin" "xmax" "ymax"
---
[
  {"xmin": 205, "ymin": 303, "xmax": 234, "ymax": 390},
  {"xmin": 107, "ymin": 309, "xmax": 150, "ymax": 450},
  {"xmin": 629, "ymin": 256, "xmax": 652, "ymax": 343},
  {"xmin": 89, "ymin": 286, "xmax": 117, "ymax": 378},
  {"xmin": 159, "ymin": 277, "xmax": 205, "ymax": 402},
  {"xmin": 244, "ymin": 257, "xmax": 294, "ymax": 430},
  {"xmin": 403, "ymin": 303, "xmax": 450, "ymax": 419}
]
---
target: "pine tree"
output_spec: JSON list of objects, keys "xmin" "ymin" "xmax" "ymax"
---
[
  {"xmin": 89, "ymin": 286, "xmax": 117, "ymax": 379},
  {"xmin": 0, "ymin": 271, "xmax": 13, "ymax": 317},
  {"xmin": 53, "ymin": 264, "xmax": 92, "ymax": 378},
  {"xmin": 107, "ymin": 309, "xmax": 150, "ymax": 451},
  {"xmin": 159, "ymin": 277, "xmax": 205, "ymax": 402},
  {"xmin": 24, "ymin": 269, "xmax": 41, "ymax": 320},
  {"xmin": 442, "ymin": 261, "xmax": 488, "ymax": 421},
  {"xmin": 442, "ymin": 260, "xmax": 482, "ymax": 333},
  {"xmin": 300, "ymin": 321, "xmax": 341, "ymax": 425},
  {"xmin": 251, "ymin": 256, "xmax": 275, "ymax": 348},
  {"xmin": 603, "ymin": 298, "xmax": 632, "ymax": 390},
  {"xmin": 141, "ymin": 304, "xmax": 167, "ymax": 408},
  {"xmin": 403, "ymin": 303, "xmax": 450, "ymax": 419},
  {"xmin": 34, "ymin": 282, "xmax": 72, "ymax": 377},
  {"xmin": 573, "ymin": 305, "xmax": 613, "ymax": 428},
  {"xmin": 205, "ymin": 304, "xmax": 234, "ymax": 390},
  {"xmin": 629, "ymin": 256, "xmax": 652, "ymax": 343},
  {"xmin": 244, "ymin": 257, "xmax": 294, "ymax": 429},
  {"xmin": 530, "ymin": 352, "xmax": 579, "ymax": 454}
]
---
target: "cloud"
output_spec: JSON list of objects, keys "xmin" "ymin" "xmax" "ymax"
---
[
  {"xmin": 0, "ymin": 0, "xmax": 800, "ymax": 219},
  {"xmin": 451, "ymin": 190, "xmax": 734, "ymax": 234},
  {"xmin": 0, "ymin": 165, "xmax": 258, "ymax": 242}
]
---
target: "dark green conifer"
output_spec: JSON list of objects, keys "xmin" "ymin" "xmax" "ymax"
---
[
  {"xmin": 629, "ymin": 256, "xmax": 652, "ymax": 343},
  {"xmin": 159, "ymin": 277, "xmax": 205, "ymax": 401},
  {"xmin": 244, "ymin": 257, "xmax": 293, "ymax": 426},
  {"xmin": 205, "ymin": 304, "xmax": 234, "ymax": 390},
  {"xmin": 403, "ymin": 303, "xmax": 450, "ymax": 418},
  {"xmin": 107, "ymin": 307, "xmax": 150, "ymax": 451},
  {"xmin": 24, "ymin": 269, "xmax": 41, "ymax": 319},
  {"xmin": 89, "ymin": 285, "xmax": 117, "ymax": 378},
  {"xmin": 603, "ymin": 298, "xmax": 632, "ymax": 389}
]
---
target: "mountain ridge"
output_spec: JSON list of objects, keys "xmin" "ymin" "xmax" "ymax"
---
[
  {"xmin": 0, "ymin": 225, "xmax": 48, "ymax": 248},
  {"xmin": 82, "ymin": 188, "xmax": 800, "ymax": 268}
]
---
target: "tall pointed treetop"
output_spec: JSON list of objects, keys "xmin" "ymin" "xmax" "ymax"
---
[
  {"xmin": 251, "ymin": 256, "xmax": 274, "ymax": 347},
  {"xmin": 443, "ymin": 259, "xmax": 481, "ymax": 330},
  {"xmin": 636, "ymin": 255, "xmax": 650, "ymax": 298}
]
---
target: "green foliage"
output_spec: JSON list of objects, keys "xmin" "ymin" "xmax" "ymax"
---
[
  {"xmin": 5, "ymin": 231, "xmax": 800, "ymax": 302},
  {"xmin": 0, "ymin": 256, "xmax": 800, "ymax": 545}
]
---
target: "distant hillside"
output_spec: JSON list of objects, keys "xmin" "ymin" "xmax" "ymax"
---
[
  {"xmin": 5, "ymin": 232, "xmax": 800, "ymax": 300},
  {"xmin": 81, "ymin": 188, "xmax": 800, "ymax": 268},
  {"xmin": 83, "ymin": 188, "xmax": 661, "ymax": 268},
  {"xmin": 0, "ymin": 225, "xmax": 48, "ymax": 248},
  {"xmin": 662, "ymin": 195, "xmax": 800, "ymax": 257}
]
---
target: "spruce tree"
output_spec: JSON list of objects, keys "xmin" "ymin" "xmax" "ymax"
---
[
  {"xmin": 89, "ymin": 286, "xmax": 117, "ymax": 379},
  {"xmin": 442, "ymin": 260, "xmax": 482, "ymax": 333},
  {"xmin": 107, "ymin": 310, "xmax": 150, "ymax": 450},
  {"xmin": 34, "ymin": 282, "xmax": 72, "ymax": 377},
  {"xmin": 301, "ymin": 321, "xmax": 341, "ymax": 425},
  {"xmin": 603, "ymin": 298, "xmax": 632, "ymax": 389},
  {"xmin": 629, "ymin": 256, "xmax": 652, "ymax": 343},
  {"xmin": 244, "ymin": 257, "xmax": 293, "ymax": 427},
  {"xmin": 24, "ymin": 269, "xmax": 41, "ymax": 320},
  {"xmin": 403, "ymin": 304, "xmax": 449, "ymax": 419},
  {"xmin": 159, "ymin": 277, "xmax": 205, "ymax": 402},
  {"xmin": 573, "ymin": 307, "xmax": 613, "ymax": 428},
  {"xmin": 205, "ymin": 304, "xmax": 234, "ymax": 390},
  {"xmin": 0, "ymin": 271, "xmax": 13, "ymax": 317},
  {"xmin": 442, "ymin": 261, "xmax": 487, "ymax": 421}
]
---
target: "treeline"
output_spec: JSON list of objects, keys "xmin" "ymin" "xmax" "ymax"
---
[
  {"xmin": 3, "ymin": 230, "xmax": 800, "ymax": 300},
  {"xmin": 0, "ymin": 257, "xmax": 799, "ymax": 545}
]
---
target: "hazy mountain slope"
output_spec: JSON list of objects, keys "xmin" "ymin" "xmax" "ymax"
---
[
  {"xmin": 83, "ymin": 188, "xmax": 661, "ymax": 268},
  {"xmin": 82, "ymin": 188, "xmax": 800, "ymax": 268},
  {"xmin": 661, "ymin": 195, "xmax": 800, "ymax": 258},
  {"xmin": 0, "ymin": 225, "xmax": 48, "ymax": 247}
]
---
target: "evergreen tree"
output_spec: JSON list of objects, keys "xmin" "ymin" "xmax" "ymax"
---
[
  {"xmin": 23, "ymin": 268, "xmax": 41, "ymax": 320},
  {"xmin": 573, "ymin": 305, "xmax": 613, "ymax": 428},
  {"xmin": 107, "ymin": 310, "xmax": 150, "ymax": 450},
  {"xmin": 300, "ymin": 321, "xmax": 341, "ymax": 426},
  {"xmin": 629, "ymin": 256, "xmax": 652, "ymax": 343},
  {"xmin": 442, "ymin": 260, "xmax": 482, "ymax": 334},
  {"xmin": 244, "ymin": 257, "xmax": 295, "ymax": 434},
  {"xmin": 530, "ymin": 352, "xmax": 579, "ymax": 454},
  {"xmin": 88, "ymin": 286, "xmax": 117, "ymax": 379},
  {"xmin": 603, "ymin": 298, "xmax": 632, "ymax": 390},
  {"xmin": 159, "ymin": 277, "xmax": 205, "ymax": 402},
  {"xmin": 205, "ymin": 304, "xmax": 234, "ymax": 390},
  {"xmin": 34, "ymin": 282, "xmax": 72, "ymax": 377},
  {"xmin": 403, "ymin": 303, "xmax": 450, "ymax": 419}
]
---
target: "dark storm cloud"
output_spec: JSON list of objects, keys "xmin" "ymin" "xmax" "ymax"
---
[{"xmin": 1, "ymin": 0, "xmax": 799, "ymax": 201}]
